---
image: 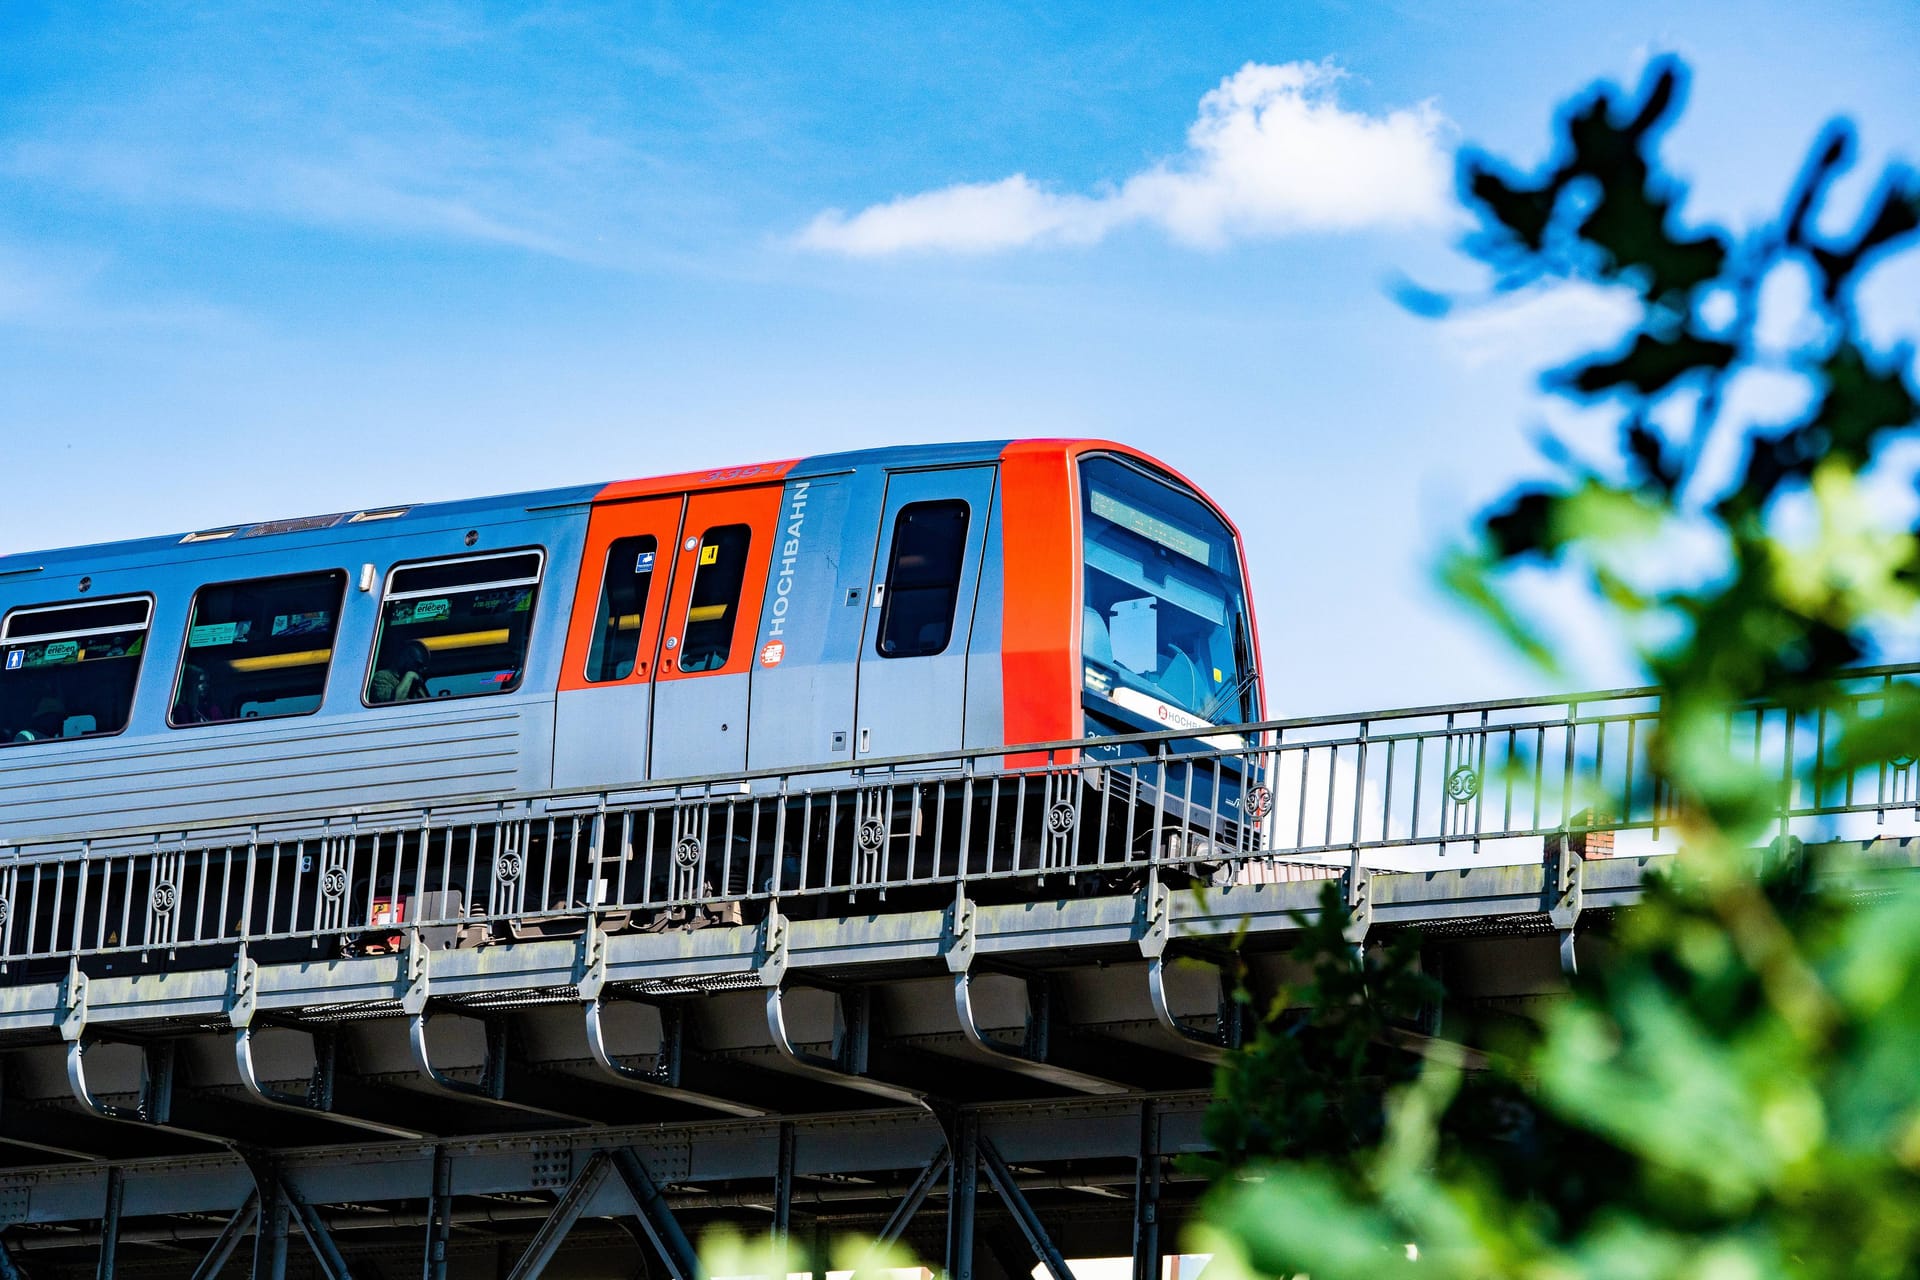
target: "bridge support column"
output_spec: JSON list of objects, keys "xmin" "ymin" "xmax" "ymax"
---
[
  {"xmin": 946, "ymin": 1113, "xmax": 979, "ymax": 1280},
  {"xmin": 251, "ymin": 1171, "xmax": 290, "ymax": 1280},
  {"xmin": 423, "ymin": 1147, "xmax": 453, "ymax": 1280},
  {"xmin": 1131, "ymin": 1102, "xmax": 1161, "ymax": 1280},
  {"xmin": 64, "ymin": 967, "xmax": 185, "ymax": 1132},
  {"xmin": 244, "ymin": 1157, "xmax": 354, "ymax": 1280},
  {"xmin": 774, "ymin": 1121, "xmax": 796, "ymax": 1247},
  {"xmin": 96, "ymin": 1165, "xmax": 124, "ymax": 1280},
  {"xmin": 230, "ymin": 950, "xmax": 421, "ymax": 1140},
  {"xmin": 1139, "ymin": 882, "xmax": 1244, "ymax": 1061},
  {"xmin": 578, "ymin": 922, "xmax": 767, "ymax": 1116},
  {"xmin": 1343, "ymin": 862, "xmax": 1373, "ymax": 946}
]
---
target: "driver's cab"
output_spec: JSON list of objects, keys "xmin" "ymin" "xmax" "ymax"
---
[{"xmin": 1077, "ymin": 454, "xmax": 1259, "ymax": 740}]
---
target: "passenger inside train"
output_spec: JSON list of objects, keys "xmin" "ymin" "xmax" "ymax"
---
[
  {"xmin": 0, "ymin": 597, "xmax": 148, "ymax": 746},
  {"xmin": 171, "ymin": 663, "xmax": 224, "ymax": 723},
  {"xmin": 368, "ymin": 640, "xmax": 431, "ymax": 703},
  {"xmin": 365, "ymin": 551, "xmax": 542, "ymax": 701}
]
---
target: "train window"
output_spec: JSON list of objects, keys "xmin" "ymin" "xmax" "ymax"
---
[
  {"xmin": 170, "ymin": 570, "xmax": 346, "ymax": 727},
  {"xmin": 366, "ymin": 550, "xmax": 544, "ymax": 705},
  {"xmin": 0, "ymin": 596, "xmax": 150, "ymax": 747},
  {"xmin": 1080, "ymin": 456, "xmax": 1256, "ymax": 723},
  {"xmin": 586, "ymin": 536, "xmax": 658, "ymax": 683},
  {"xmin": 677, "ymin": 525, "xmax": 750, "ymax": 673},
  {"xmin": 876, "ymin": 501, "xmax": 970, "ymax": 659}
]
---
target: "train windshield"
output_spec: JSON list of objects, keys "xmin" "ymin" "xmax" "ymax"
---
[{"xmin": 1080, "ymin": 456, "xmax": 1256, "ymax": 729}]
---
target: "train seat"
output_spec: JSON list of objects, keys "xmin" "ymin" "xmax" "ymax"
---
[
  {"xmin": 1083, "ymin": 606, "xmax": 1113, "ymax": 665},
  {"xmin": 1155, "ymin": 648, "xmax": 1202, "ymax": 711}
]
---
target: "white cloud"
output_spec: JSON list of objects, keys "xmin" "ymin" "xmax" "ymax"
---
[{"xmin": 798, "ymin": 60, "xmax": 1455, "ymax": 256}]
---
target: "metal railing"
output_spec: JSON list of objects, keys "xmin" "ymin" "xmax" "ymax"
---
[{"xmin": 3, "ymin": 666, "xmax": 1918, "ymax": 967}]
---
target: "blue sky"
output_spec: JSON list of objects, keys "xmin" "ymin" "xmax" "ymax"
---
[{"xmin": 2, "ymin": 2, "xmax": 1916, "ymax": 714}]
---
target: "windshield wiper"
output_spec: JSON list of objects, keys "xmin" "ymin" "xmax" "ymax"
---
[{"xmin": 1197, "ymin": 665, "xmax": 1260, "ymax": 724}]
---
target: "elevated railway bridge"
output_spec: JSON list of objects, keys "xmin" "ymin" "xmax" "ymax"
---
[{"xmin": 0, "ymin": 671, "xmax": 1917, "ymax": 1279}]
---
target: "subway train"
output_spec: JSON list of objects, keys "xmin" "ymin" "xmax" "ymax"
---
[{"xmin": 0, "ymin": 440, "xmax": 1263, "ymax": 952}]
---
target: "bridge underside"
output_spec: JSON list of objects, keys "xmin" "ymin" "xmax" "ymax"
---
[
  {"xmin": 0, "ymin": 836, "xmax": 1909, "ymax": 1278},
  {"xmin": 0, "ymin": 850, "xmax": 1666, "ymax": 1279},
  {"xmin": 1, "ymin": 678, "xmax": 1913, "ymax": 1273}
]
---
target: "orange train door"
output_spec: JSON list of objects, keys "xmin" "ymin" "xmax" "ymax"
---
[
  {"xmin": 552, "ymin": 495, "xmax": 685, "ymax": 791},
  {"xmin": 648, "ymin": 485, "xmax": 783, "ymax": 780}
]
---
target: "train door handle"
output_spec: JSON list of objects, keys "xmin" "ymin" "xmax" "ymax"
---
[{"xmin": 858, "ymin": 728, "xmax": 871, "ymax": 754}]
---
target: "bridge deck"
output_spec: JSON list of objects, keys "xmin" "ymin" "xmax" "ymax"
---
[{"xmin": 0, "ymin": 673, "xmax": 1916, "ymax": 1277}]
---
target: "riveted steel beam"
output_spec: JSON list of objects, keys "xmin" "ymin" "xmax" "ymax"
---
[
  {"xmin": 423, "ymin": 1147, "xmax": 452, "ymax": 1280},
  {"xmin": 609, "ymin": 1148, "xmax": 703, "ymax": 1280},
  {"xmin": 188, "ymin": 1193, "xmax": 258, "ymax": 1280},
  {"xmin": 1131, "ymin": 1103, "xmax": 1161, "ymax": 1280},
  {"xmin": 945, "ymin": 898, "xmax": 1131, "ymax": 1095},
  {"xmin": 580, "ymin": 920, "xmax": 767, "ymax": 1116},
  {"xmin": 761, "ymin": 912, "xmax": 930, "ymax": 1110},
  {"xmin": 774, "ymin": 1122, "xmax": 796, "ymax": 1242},
  {"xmin": 281, "ymin": 1179, "xmax": 354, "ymax": 1280},
  {"xmin": 876, "ymin": 1151, "xmax": 949, "ymax": 1248},
  {"xmin": 250, "ymin": 1173, "xmax": 290, "ymax": 1280},
  {"xmin": 977, "ymin": 1136, "xmax": 1073, "ymax": 1280},
  {"xmin": 96, "ymin": 1166, "xmax": 124, "ymax": 1280},
  {"xmin": 946, "ymin": 1112, "xmax": 979, "ymax": 1280},
  {"xmin": 503, "ymin": 1151, "xmax": 614, "ymax": 1280}
]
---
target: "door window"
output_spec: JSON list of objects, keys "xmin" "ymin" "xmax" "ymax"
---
[
  {"xmin": 585, "ymin": 536, "xmax": 659, "ymax": 682},
  {"xmin": 678, "ymin": 525, "xmax": 750, "ymax": 673},
  {"xmin": 876, "ymin": 500, "xmax": 970, "ymax": 658}
]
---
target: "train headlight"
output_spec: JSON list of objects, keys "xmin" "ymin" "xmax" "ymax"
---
[{"xmin": 1164, "ymin": 832, "xmax": 1215, "ymax": 862}]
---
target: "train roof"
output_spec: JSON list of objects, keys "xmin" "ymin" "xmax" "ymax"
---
[{"xmin": 0, "ymin": 438, "xmax": 1072, "ymax": 578}]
